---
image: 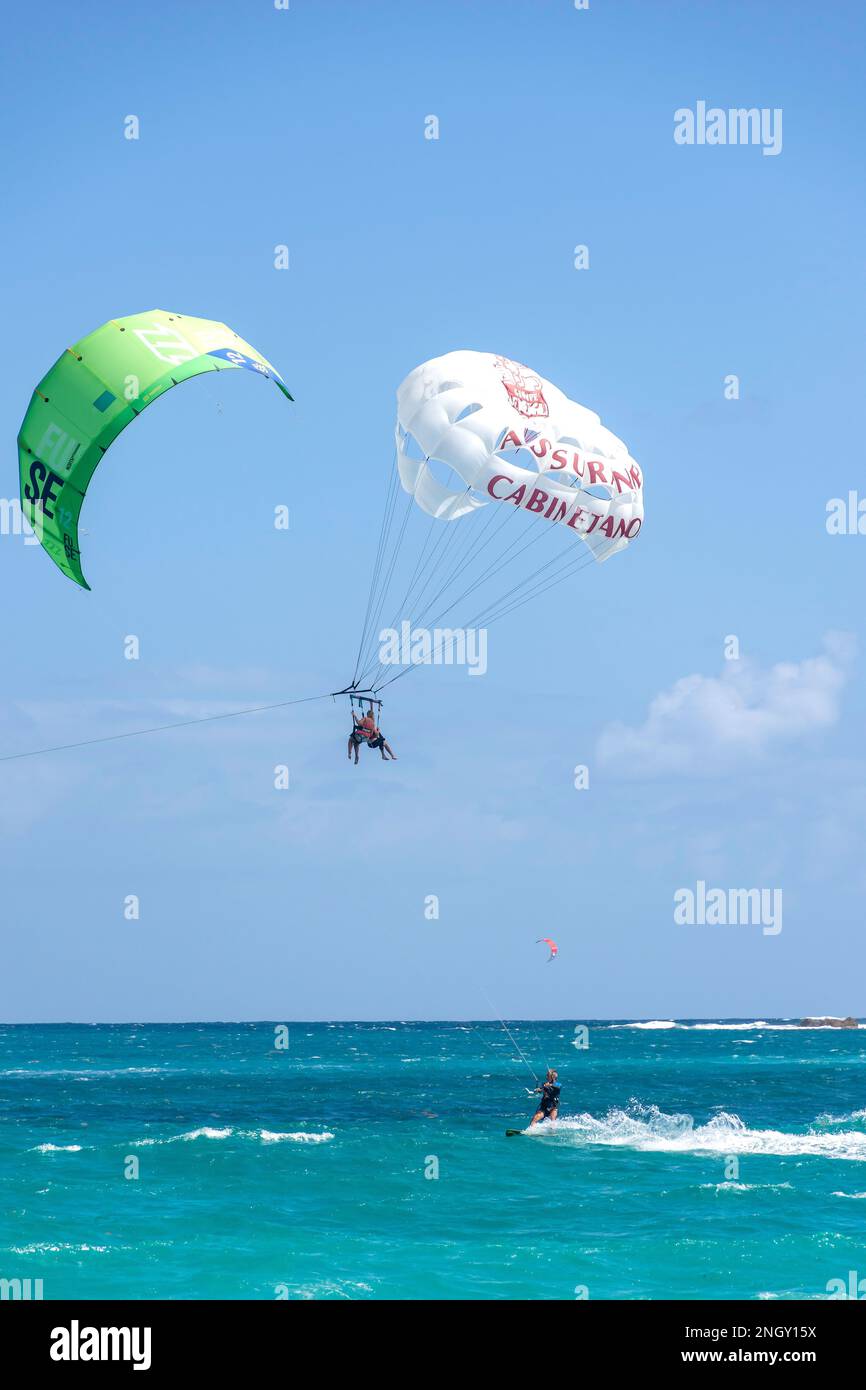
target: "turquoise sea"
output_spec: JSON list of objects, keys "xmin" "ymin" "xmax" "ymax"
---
[{"xmin": 1, "ymin": 1021, "xmax": 865, "ymax": 1301}]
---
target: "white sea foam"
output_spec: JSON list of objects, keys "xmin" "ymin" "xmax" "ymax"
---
[
  {"xmin": 700, "ymin": 1181, "xmax": 793, "ymax": 1193},
  {"xmin": 619, "ymin": 1020, "xmax": 678, "ymax": 1030},
  {"xmin": 528, "ymin": 1103, "xmax": 866, "ymax": 1162},
  {"xmin": 690, "ymin": 1021, "xmax": 772, "ymax": 1031},
  {"xmin": 813, "ymin": 1109, "xmax": 866, "ymax": 1131},
  {"xmin": 290, "ymin": 1279, "xmax": 373, "ymax": 1299},
  {"xmin": 11, "ymin": 1241, "xmax": 113, "ymax": 1254},
  {"xmin": 132, "ymin": 1126, "xmax": 334, "ymax": 1147},
  {"xmin": 614, "ymin": 1020, "xmax": 781, "ymax": 1031},
  {"xmin": 259, "ymin": 1130, "xmax": 334, "ymax": 1144},
  {"xmin": 132, "ymin": 1127, "xmax": 233, "ymax": 1147},
  {"xmin": 33, "ymin": 1143, "xmax": 83, "ymax": 1153},
  {"xmin": 609, "ymin": 1019, "xmax": 863, "ymax": 1031},
  {"xmin": 4, "ymin": 1066, "xmax": 167, "ymax": 1077}
]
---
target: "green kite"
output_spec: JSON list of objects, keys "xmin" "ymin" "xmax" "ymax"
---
[{"xmin": 18, "ymin": 310, "xmax": 292, "ymax": 589}]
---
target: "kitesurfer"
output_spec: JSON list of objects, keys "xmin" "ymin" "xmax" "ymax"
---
[{"xmin": 529, "ymin": 1068, "xmax": 560, "ymax": 1125}]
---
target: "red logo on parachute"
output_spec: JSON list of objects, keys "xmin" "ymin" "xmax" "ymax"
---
[{"xmin": 495, "ymin": 357, "xmax": 549, "ymax": 419}]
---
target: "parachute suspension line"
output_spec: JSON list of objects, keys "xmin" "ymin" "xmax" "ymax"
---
[
  {"xmin": 352, "ymin": 450, "xmax": 402, "ymax": 685},
  {"xmin": 468, "ymin": 544, "xmax": 604, "ymax": 629},
  {"xmin": 356, "ymin": 452, "xmax": 519, "ymax": 691},
  {"xmin": 426, "ymin": 482, "xmax": 621, "ymax": 627},
  {"xmin": 354, "ymin": 487, "xmax": 416, "ymax": 684},
  {"xmin": 388, "ymin": 513, "xmax": 462, "ymax": 629},
  {"xmin": 352, "ymin": 448, "xmax": 474, "ymax": 684},
  {"xmin": 421, "ymin": 467, "xmax": 601, "ymax": 627},
  {"xmin": 454, "ymin": 539, "xmax": 605, "ymax": 645},
  {"xmin": 375, "ymin": 464, "xmax": 590, "ymax": 671},
  {"xmin": 376, "ymin": 503, "xmax": 598, "ymax": 687},
  {"xmin": 359, "ymin": 485, "xmax": 534, "ymax": 691},
  {"xmin": 356, "ymin": 496, "xmax": 474, "ymax": 690},
  {"xmin": 374, "ymin": 538, "xmax": 614, "ymax": 695},
  {"xmin": 356, "ymin": 464, "xmax": 469, "ymax": 687},
  {"xmin": 456, "ymin": 528, "xmax": 612, "ymax": 630},
  {"xmin": 355, "ymin": 437, "xmax": 613, "ymax": 694},
  {"xmin": 387, "ymin": 452, "xmax": 592, "ymax": 650},
  {"xmin": 404, "ymin": 489, "xmax": 525, "ymax": 624},
  {"xmin": 385, "ymin": 487, "xmax": 470, "ymax": 623},
  {"xmin": 382, "ymin": 504, "xmax": 447, "ymax": 628},
  {"xmin": 404, "ymin": 502, "xmax": 520, "ymax": 630}
]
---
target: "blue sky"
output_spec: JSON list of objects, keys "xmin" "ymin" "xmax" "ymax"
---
[{"xmin": 1, "ymin": 0, "xmax": 864, "ymax": 1021}]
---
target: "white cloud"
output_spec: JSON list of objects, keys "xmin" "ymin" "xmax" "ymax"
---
[{"xmin": 598, "ymin": 634, "xmax": 854, "ymax": 777}]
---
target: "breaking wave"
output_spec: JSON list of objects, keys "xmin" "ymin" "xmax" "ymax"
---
[{"xmin": 527, "ymin": 1103, "xmax": 866, "ymax": 1162}]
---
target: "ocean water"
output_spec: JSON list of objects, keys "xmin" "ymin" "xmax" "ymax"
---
[{"xmin": 1, "ymin": 1020, "xmax": 865, "ymax": 1301}]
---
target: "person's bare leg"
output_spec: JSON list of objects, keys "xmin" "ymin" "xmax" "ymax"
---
[
  {"xmin": 384, "ymin": 741, "xmax": 396, "ymax": 759},
  {"xmin": 347, "ymin": 737, "xmax": 353, "ymax": 761},
  {"xmin": 529, "ymin": 1108, "xmax": 544, "ymax": 1126}
]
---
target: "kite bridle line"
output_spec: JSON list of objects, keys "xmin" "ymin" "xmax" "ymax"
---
[{"xmin": 480, "ymin": 987, "xmax": 540, "ymax": 1087}]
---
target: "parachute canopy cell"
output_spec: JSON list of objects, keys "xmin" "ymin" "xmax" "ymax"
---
[
  {"xmin": 395, "ymin": 351, "xmax": 643, "ymax": 562},
  {"xmin": 18, "ymin": 310, "xmax": 292, "ymax": 589}
]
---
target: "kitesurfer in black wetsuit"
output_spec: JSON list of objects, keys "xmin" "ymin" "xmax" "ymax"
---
[{"xmin": 530, "ymin": 1068, "xmax": 560, "ymax": 1125}]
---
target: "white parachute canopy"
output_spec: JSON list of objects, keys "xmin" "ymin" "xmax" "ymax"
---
[
  {"xmin": 395, "ymin": 351, "xmax": 643, "ymax": 561},
  {"xmin": 349, "ymin": 351, "xmax": 645, "ymax": 694}
]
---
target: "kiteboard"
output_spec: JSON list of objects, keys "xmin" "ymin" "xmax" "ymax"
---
[{"xmin": 505, "ymin": 1129, "xmax": 526, "ymax": 1137}]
